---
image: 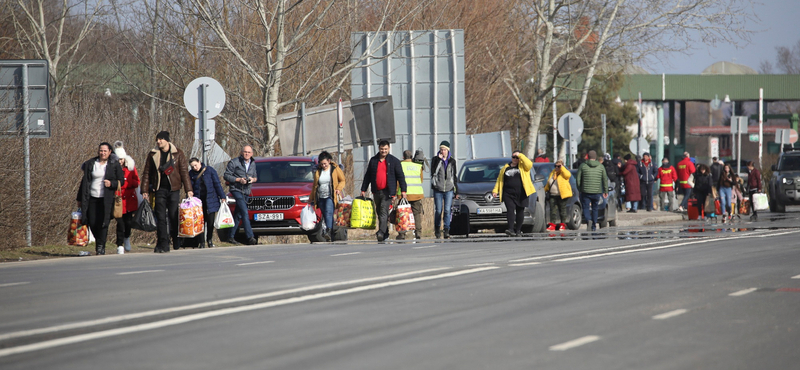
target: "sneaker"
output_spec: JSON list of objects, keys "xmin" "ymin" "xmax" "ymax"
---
[
  {"xmin": 678, "ymin": 206, "xmax": 685, "ymax": 212},
  {"xmin": 415, "ymin": 231, "xmax": 422, "ymax": 240},
  {"xmin": 123, "ymin": 237, "xmax": 132, "ymax": 251},
  {"xmin": 559, "ymin": 223, "xmax": 567, "ymax": 231},
  {"xmin": 396, "ymin": 233, "xmax": 406, "ymax": 240},
  {"xmin": 117, "ymin": 246, "xmax": 124, "ymax": 254},
  {"xmin": 376, "ymin": 231, "xmax": 385, "ymax": 241},
  {"xmin": 591, "ymin": 224, "xmax": 597, "ymax": 232},
  {"xmin": 546, "ymin": 223, "xmax": 556, "ymax": 231},
  {"xmin": 504, "ymin": 229, "xmax": 515, "ymax": 236}
]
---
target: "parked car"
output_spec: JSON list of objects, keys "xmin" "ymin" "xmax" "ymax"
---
[
  {"xmin": 536, "ymin": 163, "xmax": 617, "ymax": 229},
  {"xmin": 768, "ymin": 149, "xmax": 800, "ymax": 213},
  {"xmin": 452, "ymin": 158, "xmax": 546, "ymax": 236},
  {"xmin": 228, "ymin": 156, "xmax": 346, "ymax": 243}
]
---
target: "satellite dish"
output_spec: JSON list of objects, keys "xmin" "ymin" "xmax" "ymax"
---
[{"xmin": 710, "ymin": 94, "xmax": 721, "ymax": 111}]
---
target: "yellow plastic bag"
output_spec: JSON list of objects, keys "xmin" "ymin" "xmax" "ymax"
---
[{"xmin": 350, "ymin": 196, "xmax": 376, "ymax": 230}]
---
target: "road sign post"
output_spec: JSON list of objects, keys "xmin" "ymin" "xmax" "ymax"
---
[
  {"xmin": 184, "ymin": 77, "xmax": 225, "ymax": 165},
  {"xmin": 558, "ymin": 113, "xmax": 584, "ymax": 167}
]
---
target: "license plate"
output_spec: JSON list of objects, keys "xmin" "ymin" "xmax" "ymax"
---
[
  {"xmin": 255, "ymin": 213, "xmax": 284, "ymax": 221},
  {"xmin": 477, "ymin": 207, "xmax": 502, "ymax": 214}
]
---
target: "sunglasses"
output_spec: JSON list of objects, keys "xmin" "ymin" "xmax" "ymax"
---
[{"xmin": 512, "ymin": 155, "xmax": 519, "ymax": 159}]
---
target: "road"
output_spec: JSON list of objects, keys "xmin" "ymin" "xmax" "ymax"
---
[{"xmin": 1, "ymin": 211, "xmax": 799, "ymax": 369}]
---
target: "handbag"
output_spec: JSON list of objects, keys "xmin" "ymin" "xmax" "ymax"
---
[
  {"xmin": 704, "ymin": 196, "xmax": 716, "ymax": 214},
  {"xmin": 113, "ymin": 181, "xmax": 124, "ymax": 219}
]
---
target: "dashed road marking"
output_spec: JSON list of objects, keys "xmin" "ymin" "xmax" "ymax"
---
[
  {"xmin": 792, "ymin": 274, "xmax": 800, "ymax": 279},
  {"xmin": 412, "ymin": 245, "xmax": 437, "ymax": 249},
  {"xmin": 729, "ymin": 288, "xmax": 758, "ymax": 297},
  {"xmin": 652, "ymin": 309, "xmax": 688, "ymax": 320},
  {"xmin": 508, "ymin": 262, "xmax": 541, "ymax": 267},
  {"xmin": 116, "ymin": 270, "xmax": 164, "ymax": 276},
  {"xmin": 549, "ymin": 335, "xmax": 600, "ymax": 351},
  {"xmin": 331, "ymin": 252, "xmax": 361, "ymax": 257},
  {"xmin": 0, "ymin": 282, "xmax": 30, "ymax": 288},
  {"xmin": 236, "ymin": 261, "xmax": 274, "ymax": 266}
]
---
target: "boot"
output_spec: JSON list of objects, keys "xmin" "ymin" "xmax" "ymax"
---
[
  {"xmin": 443, "ymin": 228, "xmax": 450, "ymax": 239},
  {"xmin": 123, "ymin": 237, "xmax": 132, "ymax": 251},
  {"xmin": 415, "ymin": 230, "xmax": 422, "ymax": 240},
  {"xmin": 324, "ymin": 228, "xmax": 332, "ymax": 242},
  {"xmin": 96, "ymin": 245, "xmax": 105, "ymax": 255},
  {"xmin": 546, "ymin": 223, "xmax": 556, "ymax": 231},
  {"xmin": 435, "ymin": 228, "xmax": 441, "ymax": 239},
  {"xmin": 396, "ymin": 232, "xmax": 406, "ymax": 240}
]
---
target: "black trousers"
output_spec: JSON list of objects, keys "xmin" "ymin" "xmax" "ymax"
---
[
  {"xmin": 87, "ymin": 197, "xmax": 110, "ymax": 250},
  {"xmin": 154, "ymin": 188, "xmax": 181, "ymax": 252},
  {"xmin": 193, "ymin": 201, "xmax": 215, "ymax": 244},
  {"xmin": 115, "ymin": 211, "xmax": 133, "ymax": 246},
  {"xmin": 640, "ymin": 181, "xmax": 654, "ymax": 211},
  {"xmin": 373, "ymin": 190, "xmax": 392, "ymax": 237},
  {"xmin": 503, "ymin": 197, "xmax": 525, "ymax": 233}
]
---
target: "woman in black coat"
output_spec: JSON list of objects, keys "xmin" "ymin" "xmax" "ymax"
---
[
  {"xmin": 77, "ymin": 142, "xmax": 125, "ymax": 255},
  {"xmin": 693, "ymin": 164, "xmax": 713, "ymax": 218},
  {"xmin": 189, "ymin": 158, "xmax": 227, "ymax": 248}
]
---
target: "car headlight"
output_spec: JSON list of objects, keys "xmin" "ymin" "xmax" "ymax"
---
[
  {"xmin": 782, "ymin": 178, "xmax": 794, "ymax": 185},
  {"xmin": 299, "ymin": 195, "xmax": 310, "ymax": 203}
]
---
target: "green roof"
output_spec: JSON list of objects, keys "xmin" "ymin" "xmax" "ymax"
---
[{"xmin": 617, "ymin": 74, "xmax": 800, "ymax": 101}]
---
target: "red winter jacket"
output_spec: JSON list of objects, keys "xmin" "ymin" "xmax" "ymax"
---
[
  {"xmin": 676, "ymin": 157, "xmax": 696, "ymax": 189},
  {"xmin": 119, "ymin": 166, "xmax": 140, "ymax": 215},
  {"xmin": 657, "ymin": 165, "xmax": 678, "ymax": 192}
]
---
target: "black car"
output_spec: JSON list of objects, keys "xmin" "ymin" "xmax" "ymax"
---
[
  {"xmin": 769, "ymin": 149, "xmax": 800, "ymax": 212},
  {"xmin": 452, "ymin": 158, "xmax": 546, "ymax": 235}
]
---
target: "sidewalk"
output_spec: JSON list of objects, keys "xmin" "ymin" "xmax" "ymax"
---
[{"xmin": 615, "ymin": 209, "xmax": 684, "ymax": 227}]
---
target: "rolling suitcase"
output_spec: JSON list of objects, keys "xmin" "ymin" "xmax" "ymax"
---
[
  {"xmin": 448, "ymin": 204, "xmax": 471, "ymax": 237},
  {"xmin": 687, "ymin": 198, "xmax": 700, "ymax": 220}
]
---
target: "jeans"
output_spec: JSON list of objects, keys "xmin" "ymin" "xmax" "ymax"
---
[
  {"xmin": 229, "ymin": 191, "xmax": 254, "ymax": 240},
  {"xmin": 581, "ymin": 193, "xmax": 602, "ymax": 226},
  {"xmin": 680, "ymin": 188, "xmax": 693, "ymax": 208},
  {"xmin": 318, "ymin": 197, "xmax": 334, "ymax": 230},
  {"xmin": 433, "ymin": 190, "xmax": 454, "ymax": 230},
  {"xmin": 373, "ymin": 190, "xmax": 392, "ymax": 238},
  {"xmin": 154, "ymin": 188, "xmax": 181, "ymax": 251},
  {"xmin": 719, "ymin": 186, "xmax": 733, "ymax": 215}
]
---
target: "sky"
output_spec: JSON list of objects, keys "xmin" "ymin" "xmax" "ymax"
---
[{"xmin": 647, "ymin": 0, "xmax": 799, "ymax": 74}]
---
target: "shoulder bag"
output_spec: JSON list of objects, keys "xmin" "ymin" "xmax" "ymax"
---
[{"xmin": 113, "ymin": 181, "xmax": 124, "ymax": 219}]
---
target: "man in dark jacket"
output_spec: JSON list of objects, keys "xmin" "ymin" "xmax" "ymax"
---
[
  {"xmin": 223, "ymin": 145, "xmax": 258, "ymax": 245},
  {"xmin": 576, "ymin": 150, "xmax": 608, "ymax": 231},
  {"xmin": 141, "ymin": 131, "xmax": 193, "ymax": 253},
  {"xmin": 638, "ymin": 152, "xmax": 658, "ymax": 212},
  {"xmin": 361, "ymin": 140, "xmax": 407, "ymax": 241}
]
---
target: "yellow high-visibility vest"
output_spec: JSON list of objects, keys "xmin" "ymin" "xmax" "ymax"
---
[{"xmin": 398, "ymin": 161, "xmax": 424, "ymax": 195}]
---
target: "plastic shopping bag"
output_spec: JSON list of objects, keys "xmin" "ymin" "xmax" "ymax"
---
[
  {"xmin": 394, "ymin": 198, "xmax": 416, "ymax": 232},
  {"xmin": 67, "ymin": 210, "xmax": 89, "ymax": 246},
  {"xmin": 752, "ymin": 193, "xmax": 769, "ymax": 211},
  {"xmin": 178, "ymin": 197, "xmax": 204, "ymax": 238},
  {"xmin": 132, "ymin": 199, "xmax": 157, "ymax": 232},
  {"xmin": 215, "ymin": 204, "xmax": 235, "ymax": 229},
  {"xmin": 350, "ymin": 196, "xmax": 376, "ymax": 230},
  {"xmin": 300, "ymin": 204, "xmax": 317, "ymax": 231},
  {"xmin": 334, "ymin": 196, "xmax": 353, "ymax": 227}
]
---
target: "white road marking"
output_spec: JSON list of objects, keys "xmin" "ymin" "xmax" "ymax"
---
[
  {"xmin": 0, "ymin": 282, "xmax": 30, "ymax": 288},
  {"xmin": 412, "ymin": 245, "xmax": 437, "ymax": 249},
  {"xmin": 549, "ymin": 335, "xmax": 601, "ymax": 351},
  {"xmin": 0, "ymin": 267, "xmax": 450, "ymax": 342},
  {"xmin": 509, "ymin": 240, "xmax": 676, "ymax": 263},
  {"xmin": 466, "ymin": 263, "xmax": 496, "ymax": 267},
  {"xmin": 652, "ymin": 309, "xmax": 688, "ymax": 320},
  {"xmin": 236, "ymin": 261, "xmax": 274, "ymax": 266},
  {"xmin": 729, "ymin": 288, "xmax": 758, "ymax": 297},
  {"xmin": 508, "ymin": 262, "xmax": 541, "ymax": 267},
  {"xmin": 0, "ymin": 266, "xmax": 498, "ymax": 358},
  {"xmin": 331, "ymin": 252, "xmax": 361, "ymax": 257},
  {"xmin": 116, "ymin": 270, "xmax": 164, "ymax": 276},
  {"xmin": 792, "ymin": 274, "xmax": 800, "ymax": 279}
]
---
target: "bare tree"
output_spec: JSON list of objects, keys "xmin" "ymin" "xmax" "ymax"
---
[
  {"xmin": 760, "ymin": 39, "xmax": 800, "ymax": 74},
  {"xmin": 490, "ymin": 0, "xmax": 756, "ymax": 159}
]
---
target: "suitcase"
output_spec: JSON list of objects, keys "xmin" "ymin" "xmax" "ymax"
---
[
  {"xmin": 448, "ymin": 204, "xmax": 471, "ymax": 236},
  {"xmin": 687, "ymin": 198, "xmax": 700, "ymax": 220}
]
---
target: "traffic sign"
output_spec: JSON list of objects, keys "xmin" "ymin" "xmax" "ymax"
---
[
  {"xmin": 629, "ymin": 137, "xmax": 649, "ymax": 157},
  {"xmin": 791, "ymin": 129, "xmax": 798, "ymax": 144},
  {"xmin": 558, "ymin": 113, "xmax": 584, "ymax": 140},
  {"xmin": 183, "ymin": 77, "xmax": 226, "ymax": 119},
  {"xmin": 709, "ymin": 137, "xmax": 719, "ymax": 159},
  {"xmin": 730, "ymin": 116, "xmax": 748, "ymax": 134}
]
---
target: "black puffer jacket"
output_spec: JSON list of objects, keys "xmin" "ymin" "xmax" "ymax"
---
[
  {"xmin": 693, "ymin": 173, "xmax": 713, "ymax": 197},
  {"xmin": 77, "ymin": 156, "xmax": 124, "ymax": 226}
]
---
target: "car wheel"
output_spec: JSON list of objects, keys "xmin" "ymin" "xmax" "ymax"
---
[
  {"xmin": 567, "ymin": 203, "xmax": 582, "ymax": 230},
  {"xmin": 307, "ymin": 222, "xmax": 326, "ymax": 243},
  {"xmin": 775, "ymin": 201, "xmax": 786, "ymax": 213},
  {"xmin": 532, "ymin": 201, "xmax": 546, "ymax": 233}
]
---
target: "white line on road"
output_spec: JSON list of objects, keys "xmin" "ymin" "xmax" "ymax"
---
[
  {"xmin": 729, "ymin": 288, "xmax": 758, "ymax": 297},
  {"xmin": 509, "ymin": 240, "xmax": 675, "ymax": 263},
  {"xmin": 652, "ymin": 309, "xmax": 688, "ymax": 320},
  {"xmin": 792, "ymin": 274, "xmax": 800, "ymax": 279},
  {"xmin": 466, "ymin": 263, "xmax": 496, "ymax": 267},
  {"xmin": 116, "ymin": 270, "xmax": 164, "ymax": 275},
  {"xmin": 508, "ymin": 262, "xmax": 541, "ymax": 267},
  {"xmin": 0, "ymin": 266, "xmax": 498, "ymax": 358},
  {"xmin": 331, "ymin": 252, "xmax": 361, "ymax": 257},
  {"xmin": 0, "ymin": 282, "xmax": 30, "ymax": 288},
  {"xmin": 0, "ymin": 267, "xmax": 450, "ymax": 343},
  {"xmin": 549, "ymin": 335, "xmax": 600, "ymax": 351},
  {"xmin": 236, "ymin": 261, "xmax": 274, "ymax": 266},
  {"xmin": 412, "ymin": 245, "xmax": 437, "ymax": 249}
]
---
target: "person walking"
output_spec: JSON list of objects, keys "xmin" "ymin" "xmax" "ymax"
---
[
  {"xmin": 710, "ymin": 156, "xmax": 723, "ymax": 195},
  {"xmin": 676, "ymin": 151, "xmax": 696, "ymax": 211},
  {"xmin": 545, "ymin": 159, "xmax": 572, "ymax": 231},
  {"xmin": 657, "ymin": 157, "xmax": 678, "ymax": 212},
  {"xmin": 397, "ymin": 150, "xmax": 424, "ymax": 240},
  {"xmin": 223, "ymin": 145, "xmax": 258, "ymax": 246},
  {"xmin": 310, "ymin": 151, "xmax": 346, "ymax": 242},
  {"xmin": 492, "ymin": 151, "xmax": 535, "ymax": 236},
  {"xmin": 430, "ymin": 141, "xmax": 458, "ymax": 239},
  {"xmin": 189, "ymin": 158, "xmax": 227, "ymax": 248},
  {"xmin": 113, "ymin": 141, "xmax": 139, "ymax": 254},
  {"xmin": 621, "ymin": 154, "xmax": 641, "ymax": 213},
  {"xmin": 746, "ymin": 161, "xmax": 763, "ymax": 221},
  {"xmin": 693, "ymin": 164, "xmax": 713, "ymax": 219},
  {"xmin": 638, "ymin": 152, "xmax": 657, "ymax": 212},
  {"xmin": 718, "ymin": 164, "xmax": 735, "ymax": 223},
  {"xmin": 576, "ymin": 150, "xmax": 608, "ymax": 231},
  {"xmin": 612, "ymin": 153, "xmax": 624, "ymax": 211},
  {"xmin": 140, "ymin": 131, "xmax": 193, "ymax": 253},
  {"xmin": 361, "ymin": 140, "xmax": 407, "ymax": 242},
  {"xmin": 77, "ymin": 142, "xmax": 125, "ymax": 255}
]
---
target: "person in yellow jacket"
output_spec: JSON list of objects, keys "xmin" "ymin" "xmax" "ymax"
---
[
  {"xmin": 492, "ymin": 151, "xmax": 535, "ymax": 236},
  {"xmin": 310, "ymin": 151, "xmax": 346, "ymax": 241},
  {"xmin": 396, "ymin": 150, "xmax": 424, "ymax": 240},
  {"xmin": 544, "ymin": 159, "xmax": 572, "ymax": 231}
]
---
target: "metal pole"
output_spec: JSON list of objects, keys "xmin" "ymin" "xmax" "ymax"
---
[
  {"xmin": 759, "ymin": 88, "xmax": 763, "ymax": 169},
  {"xmin": 601, "ymin": 113, "xmax": 607, "ymax": 155},
  {"xmin": 369, "ymin": 102, "xmax": 378, "ymax": 149},
  {"xmin": 23, "ymin": 64, "xmax": 32, "ymax": 248},
  {"xmin": 737, "ymin": 117, "xmax": 743, "ymax": 175},
  {"xmin": 337, "ymin": 98, "xmax": 344, "ymax": 163},
  {"xmin": 731, "ymin": 101, "xmax": 736, "ymax": 161},
  {"xmin": 200, "ymin": 83, "xmax": 208, "ymax": 165},
  {"xmin": 301, "ymin": 102, "xmax": 307, "ymax": 156},
  {"xmin": 638, "ymin": 92, "xmax": 643, "ymax": 157},
  {"xmin": 409, "ymin": 31, "xmax": 416, "ymax": 152},
  {"xmin": 657, "ymin": 103, "xmax": 664, "ymax": 164},
  {"xmin": 552, "ymin": 88, "xmax": 557, "ymax": 160}
]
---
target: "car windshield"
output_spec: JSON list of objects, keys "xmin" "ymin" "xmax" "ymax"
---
[
  {"xmin": 778, "ymin": 155, "xmax": 800, "ymax": 171},
  {"xmin": 255, "ymin": 161, "xmax": 314, "ymax": 183},
  {"xmin": 533, "ymin": 164, "xmax": 554, "ymax": 180},
  {"xmin": 459, "ymin": 162, "xmax": 506, "ymax": 183}
]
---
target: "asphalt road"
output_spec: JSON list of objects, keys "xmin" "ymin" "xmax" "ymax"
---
[{"xmin": 1, "ymin": 211, "xmax": 800, "ymax": 370}]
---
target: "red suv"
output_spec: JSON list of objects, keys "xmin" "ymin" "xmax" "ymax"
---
[{"xmin": 227, "ymin": 156, "xmax": 346, "ymax": 243}]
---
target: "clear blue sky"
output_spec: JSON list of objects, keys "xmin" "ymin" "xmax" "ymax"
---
[{"xmin": 648, "ymin": 0, "xmax": 799, "ymax": 74}]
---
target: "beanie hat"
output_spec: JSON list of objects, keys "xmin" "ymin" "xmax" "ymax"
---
[
  {"xmin": 113, "ymin": 140, "xmax": 127, "ymax": 159},
  {"xmin": 156, "ymin": 131, "xmax": 171, "ymax": 142},
  {"xmin": 439, "ymin": 140, "xmax": 450, "ymax": 150}
]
